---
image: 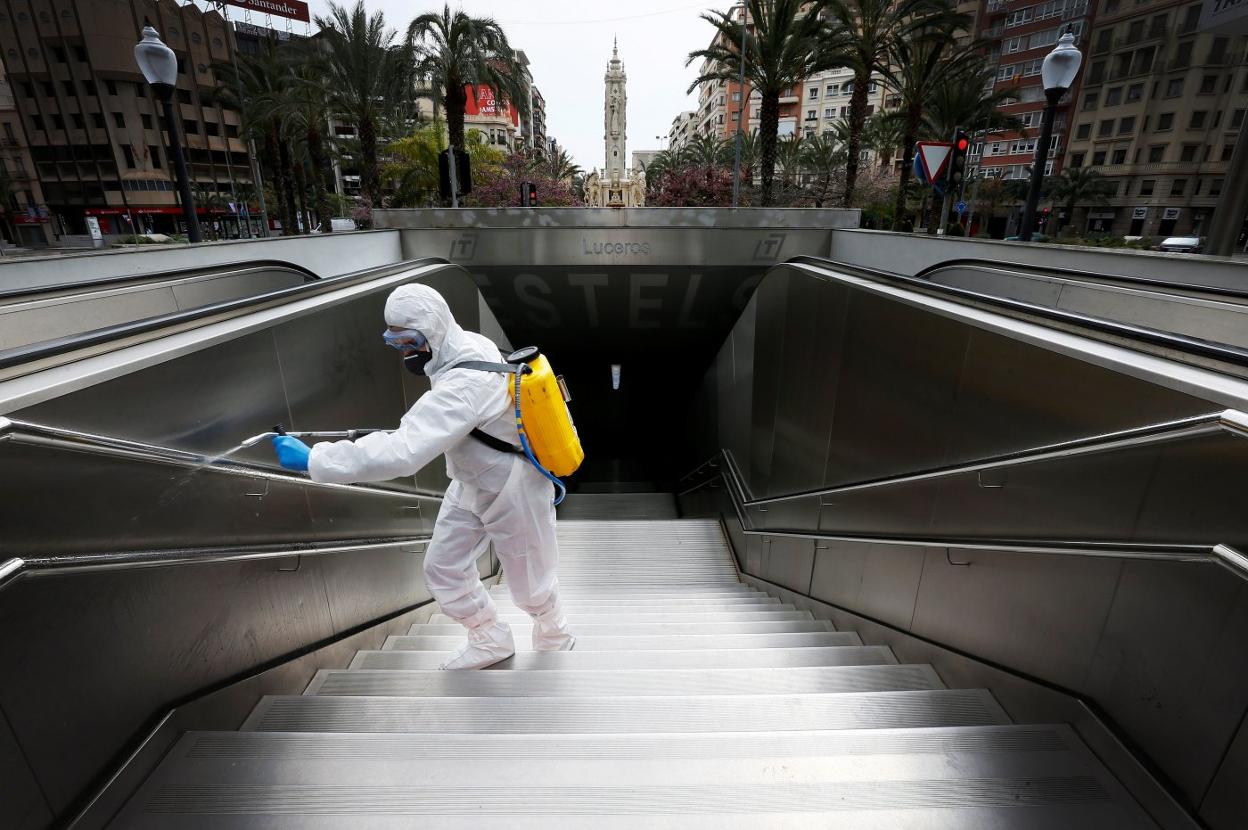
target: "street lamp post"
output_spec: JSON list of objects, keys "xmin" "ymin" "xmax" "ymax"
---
[
  {"xmin": 134, "ymin": 26, "xmax": 202, "ymax": 243},
  {"xmin": 1020, "ymin": 27, "xmax": 1082, "ymax": 243},
  {"xmin": 731, "ymin": 1, "xmax": 748, "ymax": 209}
]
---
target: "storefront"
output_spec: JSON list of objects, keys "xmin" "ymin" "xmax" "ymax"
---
[
  {"xmin": 84, "ymin": 206, "xmax": 258, "ymax": 239},
  {"xmin": 1087, "ymin": 209, "xmax": 1115, "ymax": 235}
]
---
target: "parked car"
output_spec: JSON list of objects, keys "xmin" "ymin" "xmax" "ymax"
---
[{"xmin": 1156, "ymin": 236, "xmax": 1203, "ymax": 253}]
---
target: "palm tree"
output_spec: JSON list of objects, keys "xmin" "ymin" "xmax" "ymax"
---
[
  {"xmin": 883, "ymin": 10, "xmax": 974, "ymax": 230},
  {"xmin": 687, "ymin": 0, "xmax": 841, "ymax": 206},
  {"xmin": 862, "ymin": 110, "xmax": 904, "ymax": 169},
  {"xmin": 681, "ymin": 132, "xmax": 729, "ymax": 170},
  {"xmin": 315, "ymin": 0, "xmax": 412, "ymax": 207},
  {"xmin": 775, "ymin": 133, "xmax": 804, "ymax": 189},
  {"xmin": 409, "ymin": 4, "xmax": 529, "ymax": 156},
  {"xmin": 262, "ymin": 55, "xmax": 336, "ymax": 233},
  {"xmin": 729, "ymin": 129, "xmax": 760, "ymax": 187},
  {"xmin": 642, "ymin": 150, "xmax": 682, "ymax": 190},
  {"xmin": 1044, "ymin": 167, "xmax": 1112, "ymax": 237},
  {"xmin": 543, "ymin": 148, "xmax": 582, "ymax": 183},
  {"xmin": 819, "ymin": 0, "xmax": 945, "ymax": 208},
  {"xmin": 921, "ymin": 59, "xmax": 1021, "ymax": 140},
  {"xmin": 800, "ymin": 132, "xmax": 845, "ymax": 206}
]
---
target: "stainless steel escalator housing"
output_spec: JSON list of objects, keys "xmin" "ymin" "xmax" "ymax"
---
[
  {"xmin": 678, "ymin": 257, "xmax": 1248, "ymax": 829},
  {"xmin": 0, "ymin": 257, "xmax": 509, "ymax": 829}
]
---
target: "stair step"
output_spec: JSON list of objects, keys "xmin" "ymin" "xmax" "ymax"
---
[
  {"xmin": 113, "ymin": 725, "xmax": 1150, "ymax": 829},
  {"xmin": 349, "ymin": 646, "xmax": 898, "ymax": 671},
  {"xmin": 304, "ymin": 665, "xmax": 943, "ymax": 698},
  {"xmin": 484, "ymin": 598, "xmax": 792, "ymax": 611},
  {"xmin": 407, "ymin": 621, "xmax": 834, "ymax": 636},
  {"xmin": 242, "ymin": 690, "xmax": 1011, "ymax": 734},
  {"xmin": 426, "ymin": 610, "xmax": 814, "ymax": 624},
  {"xmin": 489, "ymin": 588, "xmax": 762, "ymax": 599},
  {"xmin": 384, "ymin": 632, "xmax": 862, "ymax": 651}
]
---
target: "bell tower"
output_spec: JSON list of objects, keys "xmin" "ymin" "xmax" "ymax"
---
[{"xmin": 604, "ymin": 37, "xmax": 627, "ymax": 179}]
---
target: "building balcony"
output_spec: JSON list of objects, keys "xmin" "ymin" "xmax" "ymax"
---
[{"xmin": 778, "ymin": 95, "xmax": 800, "ymax": 104}]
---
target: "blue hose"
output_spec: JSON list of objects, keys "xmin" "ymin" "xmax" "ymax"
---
[{"xmin": 514, "ymin": 369, "xmax": 567, "ymax": 506}]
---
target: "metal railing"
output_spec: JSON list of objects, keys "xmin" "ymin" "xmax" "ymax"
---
[{"xmin": 0, "ymin": 417, "xmax": 439, "ymax": 593}]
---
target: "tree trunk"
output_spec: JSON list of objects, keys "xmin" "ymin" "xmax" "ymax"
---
[
  {"xmin": 278, "ymin": 137, "xmax": 299, "ymax": 235},
  {"xmin": 926, "ymin": 193, "xmax": 942, "ymax": 235},
  {"xmin": 843, "ymin": 69, "xmax": 870, "ymax": 208},
  {"xmin": 891, "ymin": 104, "xmax": 922, "ymax": 231},
  {"xmin": 307, "ymin": 126, "xmax": 333, "ymax": 233},
  {"xmin": 757, "ymin": 93, "xmax": 781, "ymax": 207},
  {"xmin": 294, "ymin": 162, "xmax": 310, "ymax": 234},
  {"xmin": 445, "ymin": 81, "xmax": 468, "ymax": 151},
  {"xmin": 265, "ymin": 126, "xmax": 294, "ymax": 236},
  {"xmin": 359, "ymin": 114, "xmax": 381, "ymax": 208}
]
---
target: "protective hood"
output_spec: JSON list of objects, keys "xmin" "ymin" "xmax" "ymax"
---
[{"xmin": 383, "ymin": 283, "xmax": 497, "ymax": 377}]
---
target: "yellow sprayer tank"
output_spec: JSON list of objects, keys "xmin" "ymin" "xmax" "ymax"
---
[{"xmin": 509, "ymin": 348, "xmax": 584, "ymax": 477}]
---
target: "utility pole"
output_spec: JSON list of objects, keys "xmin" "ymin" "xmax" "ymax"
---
[{"xmin": 731, "ymin": 0, "xmax": 747, "ymax": 208}]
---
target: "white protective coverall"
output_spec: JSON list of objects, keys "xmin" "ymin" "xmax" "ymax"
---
[{"xmin": 306, "ymin": 284, "xmax": 571, "ymax": 666}]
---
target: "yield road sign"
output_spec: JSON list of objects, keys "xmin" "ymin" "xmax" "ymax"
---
[{"xmin": 917, "ymin": 142, "xmax": 953, "ymax": 185}]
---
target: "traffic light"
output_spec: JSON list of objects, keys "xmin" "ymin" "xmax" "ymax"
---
[
  {"xmin": 947, "ymin": 129, "xmax": 971, "ymax": 190},
  {"xmin": 520, "ymin": 181, "xmax": 537, "ymax": 207}
]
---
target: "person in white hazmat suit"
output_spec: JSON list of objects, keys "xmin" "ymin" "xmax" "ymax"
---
[{"xmin": 271, "ymin": 284, "xmax": 575, "ymax": 670}]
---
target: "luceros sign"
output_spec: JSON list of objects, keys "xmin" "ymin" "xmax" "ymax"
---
[
  {"xmin": 582, "ymin": 238, "xmax": 652, "ymax": 256},
  {"xmin": 223, "ymin": 0, "xmax": 310, "ymax": 23}
]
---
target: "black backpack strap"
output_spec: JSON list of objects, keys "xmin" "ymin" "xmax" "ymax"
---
[{"xmin": 469, "ymin": 428, "xmax": 523, "ymax": 455}]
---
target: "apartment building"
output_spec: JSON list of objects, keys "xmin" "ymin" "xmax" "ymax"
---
[
  {"xmin": 0, "ymin": 0, "xmax": 259, "ymax": 238},
  {"xmin": 0, "ymin": 68, "xmax": 51, "ymax": 245},
  {"xmin": 974, "ymin": 0, "xmax": 1093, "ymax": 184},
  {"xmin": 800, "ymin": 65, "xmax": 889, "ymax": 148},
  {"xmin": 1062, "ymin": 0, "xmax": 1248, "ymax": 237},
  {"xmin": 667, "ymin": 110, "xmax": 697, "ymax": 149}
]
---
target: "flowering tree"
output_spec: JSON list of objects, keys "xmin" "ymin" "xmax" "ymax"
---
[
  {"xmin": 465, "ymin": 153, "xmax": 582, "ymax": 207},
  {"xmin": 649, "ymin": 166, "xmax": 736, "ymax": 207}
]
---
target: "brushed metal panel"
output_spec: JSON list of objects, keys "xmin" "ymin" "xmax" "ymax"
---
[
  {"xmin": 0, "ymin": 706, "xmax": 52, "ymax": 830},
  {"xmin": 808, "ymin": 541, "xmax": 927, "ymax": 631},
  {"xmin": 817, "ymin": 483, "xmax": 938, "ymax": 537},
  {"xmin": 1084, "ymin": 560, "xmax": 1248, "ymax": 804},
  {"xmin": 928, "ymin": 268, "xmax": 1066, "ymax": 307},
  {"xmin": 169, "ymin": 271, "xmax": 304, "ymax": 311},
  {"xmin": 0, "ymin": 556, "xmax": 337, "ymax": 812},
  {"xmin": 14, "ymin": 328, "xmax": 290, "ymax": 465},
  {"xmin": 0, "ymin": 289, "xmax": 177, "ymax": 350},
  {"xmin": 724, "ymin": 296, "xmax": 757, "ymax": 484},
  {"xmin": 824, "ymin": 291, "xmax": 970, "ymax": 485},
  {"xmin": 319, "ymin": 543, "xmax": 430, "ymax": 632},
  {"xmin": 746, "ymin": 277, "xmax": 789, "ymax": 496},
  {"xmin": 946, "ymin": 327, "xmax": 1211, "ymax": 465},
  {"xmin": 1200, "ymin": 708, "xmax": 1248, "ymax": 829},
  {"xmin": 909, "ymin": 548, "xmax": 1124, "ymax": 690},
  {"xmin": 767, "ymin": 277, "xmax": 849, "ymax": 495},
  {"xmin": 1132, "ymin": 434, "xmax": 1248, "ymax": 548},
  {"xmin": 759, "ymin": 536, "xmax": 816, "ymax": 594}
]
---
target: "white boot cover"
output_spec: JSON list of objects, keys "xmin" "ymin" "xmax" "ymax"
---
[
  {"xmin": 440, "ymin": 621, "xmax": 516, "ymax": 670},
  {"xmin": 531, "ymin": 607, "xmax": 576, "ymax": 652}
]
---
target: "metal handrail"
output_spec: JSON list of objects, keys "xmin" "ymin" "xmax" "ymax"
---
[
  {"xmin": 683, "ymin": 446, "xmax": 1248, "ymax": 578},
  {"xmin": 0, "ymin": 259, "xmax": 321, "ymax": 303},
  {"xmin": 0, "ymin": 417, "xmax": 443, "ymax": 593},
  {"xmin": 740, "ymin": 409, "xmax": 1247, "ymax": 507},
  {"xmin": 787, "ymin": 256, "xmax": 1248, "ymax": 371},
  {"xmin": 914, "ymin": 257, "xmax": 1248, "ymax": 303},
  {"xmin": 0, "ymin": 256, "xmax": 449, "ymax": 372}
]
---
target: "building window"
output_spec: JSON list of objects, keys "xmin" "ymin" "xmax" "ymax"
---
[
  {"xmin": 731, "ymin": 91, "xmax": 741, "ymax": 102},
  {"xmin": 1105, "ymin": 87, "xmax": 1122, "ymax": 106},
  {"xmin": 732, "ymin": 111, "xmax": 740, "ymax": 121},
  {"xmin": 1211, "ymin": 179, "xmax": 1223, "ymax": 196},
  {"xmin": 807, "ymin": 110, "xmax": 816, "ymax": 120},
  {"xmin": 184, "ymin": 120, "xmax": 200, "ymax": 135},
  {"xmin": 1092, "ymin": 150, "xmax": 1107, "ymax": 165},
  {"xmin": 92, "ymin": 113, "xmax": 104, "ymax": 128},
  {"xmin": 1112, "ymin": 148, "xmax": 1127, "ymax": 164},
  {"xmin": 51, "ymin": 46, "xmax": 66, "ymax": 62},
  {"xmin": 1070, "ymin": 152, "xmax": 1085, "ymax": 167},
  {"xmin": 809, "ymin": 87, "xmax": 818, "ymax": 99},
  {"xmin": 205, "ymin": 122, "xmax": 219, "ymax": 136},
  {"xmin": 1089, "ymin": 61, "xmax": 1105, "ymax": 84},
  {"xmin": 1098, "ymin": 120, "xmax": 1114, "ymax": 137},
  {"xmin": 62, "ymin": 80, "xmax": 76, "ymax": 96},
  {"xmin": 1180, "ymin": 144, "xmax": 1198, "ymax": 162},
  {"xmin": 71, "ymin": 113, "xmax": 85, "ymax": 130},
  {"xmin": 1172, "ymin": 40, "xmax": 1193, "ymax": 69},
  {"xmin": 1214, "ymin": 110, "xmax": 1223, "ymax": 128},
  {"xmin": 1126, "ymin": 84, "xmax": 1143, "ymax": 103},
  {"xmin": 121, "ymin": 145, "xmax": 135, "ymax": 168},
  {"xmin": 51, "ymin": 115, "xmax": 65, "ymax": 130},
  {"xmin": 1224, "ymin": 144, "xmax": 1236, "ymax": 161},
  {"xmin": 1148, "ymin": 145, "xmax": 1165, "ymax": 162},
  {"xmin": 31, "ymin": 115, "xmax": 43, "ymax": 131},
  {"xmin": 141, "ymin": 113, "xmax": 153, "ymax": 129},
  {"xmin": 824, "ymin": 108, "xmax": 833, "ymax": 118},
  {"xmin": 225, "ymin": 124, "xmax": 239, "ymax": 138},
  {"xmin": 149, "ymin": 146, "xmax": 161, "ymax": 168},
  {"xmin": 1118, "ymin": 117, "xmax": 1135, "ymax": 134},
  {"xmin": 826, "ymin": 85, "xmax": 836, "ymax": 96},
  {"xmin": 1076, "ymin": 123, "xmax": 1091, "ymax": 140},
  {"xmin": 1233, "ymin": 109, "xmax": 1246, "ymax": 128},
  {"xmin": 1165, "ymin": 78, "xmax": 1184, "ymax": 97},
  {"xmin": 1199, "ymin": 75, "xmax": 1217, "ymax": 95},
  {"xmin": 1157, "ymin": 112, "xmax": 1174, "ymax": 130},
  {"xmin": 1190, "ymin": 111, "xmax": 1207, "ymax": 129},
  {"xmin": 1083, "ymin": 92, "xmax": 1098, "ymax": 111},
  {"xmin": 177, "ymin": 89, "xmax": 192, "ymax": 105},
  {"xmin": 1171, "ymin": 179, "xmax": 1186, "ymax": 196},
  {"xmin": 40, "ymin": 81, "xmax": 54, "ymax": 97},
  {"xmin": 1140, "ymin": 179, "xmax": 1155, "ymax": 196}
]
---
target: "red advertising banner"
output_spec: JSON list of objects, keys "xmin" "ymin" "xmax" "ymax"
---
[
  {"xmin": 463, "ymin": 85, "xmax": 519, "ymax": 127},
  {"xmin": 222, "ymin": 0, "xmax": 310, "ymax": 23}
]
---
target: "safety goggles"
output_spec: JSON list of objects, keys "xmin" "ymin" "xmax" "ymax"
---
[{"xmin": 382, "ymin": 328, "xmax": 428, "ymax": 351}]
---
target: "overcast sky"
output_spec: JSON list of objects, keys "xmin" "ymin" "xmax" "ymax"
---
[{"xmin": 303, "ymin": 0, "xmax": 722, "ymax": 170}]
